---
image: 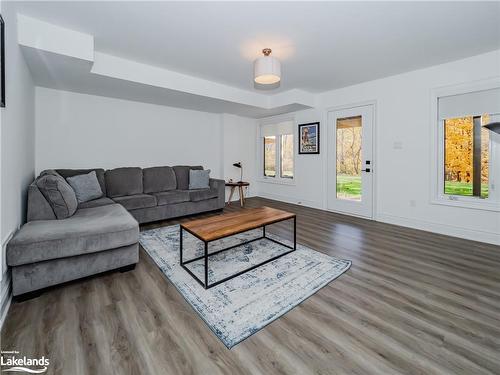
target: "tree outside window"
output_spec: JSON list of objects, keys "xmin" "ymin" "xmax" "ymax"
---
[{"xmin": 444, "ymin": 115, "xmax": 489, "ymax": 198}]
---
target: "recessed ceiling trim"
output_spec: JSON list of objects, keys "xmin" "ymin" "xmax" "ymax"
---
[
  {"xmin": 18, "ymin": 14, "xmax": 94, "ymax": 62},
  {"xmin": 91, "ymin": 52, "xmax": 270, "ymax": 108},
  {"xmin": 17, "ymin": 13, "xmax": 318, "ymax": 116}
]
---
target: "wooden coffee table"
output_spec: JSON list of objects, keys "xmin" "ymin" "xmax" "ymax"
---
[{"xmin": 180, "ymin": 206, "xmax": 296, "ymax": 289}]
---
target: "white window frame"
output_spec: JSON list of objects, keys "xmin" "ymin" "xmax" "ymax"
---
[
  {"xmin": 258, "ymin": 115, "xmax": 296, "ymax": 185},
  {"xmin": 430, "ymin": 78, "xmax": 500, "ymax": 212}
]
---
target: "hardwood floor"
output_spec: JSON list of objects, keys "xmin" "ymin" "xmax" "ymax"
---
[{"xmin": 1, "ymin": 197, "xmax": 499, "ymax": 374}]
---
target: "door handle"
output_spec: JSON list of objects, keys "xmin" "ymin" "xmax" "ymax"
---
[{"xmin": 361, "ymin": 168, "xmax": 371, "ymax": 172}]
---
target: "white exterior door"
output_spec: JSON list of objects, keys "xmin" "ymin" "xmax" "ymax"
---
[{"xmin": 327, "ymin": 105, "xmax": 374, "ymax": 218}]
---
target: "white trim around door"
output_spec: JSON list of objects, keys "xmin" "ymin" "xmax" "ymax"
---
[{"xmin": 327, "ymin": 104, "xmax": 376, "ymax": 219}]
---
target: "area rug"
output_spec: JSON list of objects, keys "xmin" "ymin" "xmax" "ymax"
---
[{"xmin": 139, "ymin": 225, "xmax": 351, "ymax": 348}]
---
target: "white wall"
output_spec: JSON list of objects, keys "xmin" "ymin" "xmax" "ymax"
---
[
  {"xmin": 35, "ymin": 89, "xmax": 259, "ymax": 204},
  {"xmin": 255, "ymin": 109, "xmax": 325, "ymax": 209},
  {"xmin": 257, "ymin": 50, "xmax": 500, "ymax": 245},
  {"xmin": 1, "ymin": 2, "xmax": 36, "ymax": 326},
  {"xmin": 221, "ymin": 113, "xmax": 258, "ymax": 202},
  {"xmin": 35, "ymin": 88, "xmax": 225, "ymax": 176}
]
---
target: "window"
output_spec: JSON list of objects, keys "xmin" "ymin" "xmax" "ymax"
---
[
  {"xmin": 444, "ymin": 115, "xmax": 489, "ymax": 198},
  {"xmin": 280, "ymin": 134, "xmax": 294, "ymax": 178},
  {"xmin": 261, "ymin": 120, "xmax": 294, "ymax": 182},
  {"xmin": 434, "ymin": 84, "xmax": 499, "ymax": 210},
  {"xmin": 264, "ymin": 136, "xmax": 276, "ymax": 177}
]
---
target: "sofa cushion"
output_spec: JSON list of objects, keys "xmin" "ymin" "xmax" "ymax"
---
[
  {"xmin": 27, "ymin": 183, "xmax": 57, "ymax": 222},
  {"xmin": 105, "ymin": 167, "xmax": 143, "ymax": 197},
  {"xmin": 56, "ymin": 169, "xmax": 107, "ymax": 196},
  {"xmin": 112, "ymin": 194, "xmax": 157, "ymax": 210},
  {"xmin": 6, "ymin": 204, "xmax": 139, "ymax": 267},
  {"xmin": 188, "ymin": 188, "xmax": 219, "ymax": 202},
  {"xmin": 173, "ymin": 165, "xmax": 203, "ymax": 190},
  {"xmin": 66, "ymin": 171, "xmax": 104, "ymax": 203},
  {"xmin": 154, "ymin": 190, "xmax": 190, "ymax": 205},
  {"xmin": 143, "ymin": 166, "xmax": 177, "ymax": 193},
  {"xmin": 189, "ymin": 169, "xmax": 211, "ymax": 189},
  {"xmin": 36, "ymin": 173, "xmax": 78, "ymax": 219},
  {"xmin": 40, "ymin": 169, "xmax": 60, "ymax": 177},
  {"xmin": 78, "ymin": 197, "xmax": 115, "ymax": 209}
]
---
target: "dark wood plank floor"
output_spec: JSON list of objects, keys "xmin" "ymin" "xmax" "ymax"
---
[{"xmin": 2, "ymin": 197, "xmax": 500, "ymax": 374}]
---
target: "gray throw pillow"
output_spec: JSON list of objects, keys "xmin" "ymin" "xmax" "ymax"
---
[
  {"xmin": 36, "ymin": 173, "xmax": 78, "ymax": 219},
  {"xmin": 66, "ymin": 171, "xmax": 104, "ymax": 203},
  {"xmin": 40, "ymin": 169, "xmax": 60, "ymax": 177},
  {"xmin": 189, "ymin": 169, "xmax": 211, "ymax": 189}
]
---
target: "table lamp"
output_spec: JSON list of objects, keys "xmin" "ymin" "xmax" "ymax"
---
[{"xmin": 233, "ymin": 162, "xmax": 243, "ymax": 182}]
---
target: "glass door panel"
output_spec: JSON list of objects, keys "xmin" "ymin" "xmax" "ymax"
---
[
  {"xmin": 336, "ymin": 116, "xmax": 362, "ymax": 201},
  {"xmin": 328, "ymin": 105, "xmax": 374, "ymax": 218}
]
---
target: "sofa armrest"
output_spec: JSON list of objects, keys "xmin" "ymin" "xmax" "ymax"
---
[{"xmin": 209, "ymin": 178, "xmax": 225, "ymax": 208}]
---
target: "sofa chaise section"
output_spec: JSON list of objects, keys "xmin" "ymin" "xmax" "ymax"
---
[{"xmin": 7, "ymin": 204, "xmax": 139, "ymax": 296}]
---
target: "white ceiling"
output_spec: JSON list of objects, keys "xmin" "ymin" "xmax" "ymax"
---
[
  {"xmin": 21, "ymin": 47, "xmax": 311, "ymax": 118},
  {"xmin": 13, "ymin": 1, "xmax": 500, "ymax": 94}
]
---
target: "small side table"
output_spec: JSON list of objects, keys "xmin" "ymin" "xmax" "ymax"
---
[{"xmin": 226, "ymin": 181, "xmax": 250, "ymax": 207}]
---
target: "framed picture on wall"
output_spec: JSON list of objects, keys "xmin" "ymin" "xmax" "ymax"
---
[
  {"xmin": 298, "ymin": 122, "xmax": 320, "ymax": 154},
  {"xmin": 0, "ymin": 14, "xmax": 5, "ymax": 108}
]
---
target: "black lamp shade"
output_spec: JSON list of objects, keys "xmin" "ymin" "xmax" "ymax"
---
[
  {"xmin": 233, "ymin": 162, "xmax": 243, "ymax": 182},
  {"xmin": 484, "ymin": 122, "xmax": 500, "ymax": 134}
]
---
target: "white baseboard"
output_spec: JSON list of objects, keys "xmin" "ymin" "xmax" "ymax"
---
[
  {"xmin": 0, "ymin": 273, "xmax": 12, "ymax": 332},
  {"xmin": 1, "ymin": 230, "xmax": 16, "ymax": 332},
  {"xmin": 254, "ymin": 195, "xmax": 498, "ymax": 245},
  {"xmin": 377, "ymin": 212, "xmax": 500, "ymax": 245},
  {"xmin": 257, "ymin": 192, "xmax": 323, "ymax": 210}
]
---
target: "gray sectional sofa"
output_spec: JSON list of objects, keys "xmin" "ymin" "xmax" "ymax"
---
[{"xmin": 7, "ymin": 165, "xmax": 225, "ymax": 298}]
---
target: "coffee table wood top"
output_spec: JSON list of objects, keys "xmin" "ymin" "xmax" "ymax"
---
[{"xmin": 181, "ymin": 206, "xmax": 295, "ymax": 242}]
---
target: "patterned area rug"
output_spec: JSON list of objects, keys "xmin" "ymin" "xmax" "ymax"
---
[{"xmin": 139, "ymin": 225, "xmax": 351, "ymax": 348}]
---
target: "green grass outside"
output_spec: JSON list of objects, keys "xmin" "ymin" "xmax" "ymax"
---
[
  {"xmin": 336, "ymin": 175, "xmax": 361, "ymax": 200},
  {"xmin": 445, "ymin": 181, "xmax": 488, "ymax": 198},
  {"xmin": 336, "ymin": 176, "xmax": 489, "ymax": 199},
  {"xmin": 264, "ymin": 169, "xmax": 276, "ymax": 177},
  {"xmin": 264, "ymin": 170, "xmax": 293, "ymax": 178}
]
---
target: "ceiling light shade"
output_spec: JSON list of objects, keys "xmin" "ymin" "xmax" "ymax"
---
[{"xmin": 254, "ymin": 48, "xmax": 281, "ymax": 85}]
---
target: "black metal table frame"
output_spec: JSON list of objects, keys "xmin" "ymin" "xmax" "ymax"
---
[{"xmin": 180, "ymin": 216, "xmax": 296, "ymax": 289}]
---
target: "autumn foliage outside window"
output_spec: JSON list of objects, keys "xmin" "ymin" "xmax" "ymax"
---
[{"xmin": 444, "ymin": 115, "xmax": 489, "ymax": 198}]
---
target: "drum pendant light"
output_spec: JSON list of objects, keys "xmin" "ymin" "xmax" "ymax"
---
[{"xmin": 254, "ymin": 48, "xmax": 281, "ymax": 85}]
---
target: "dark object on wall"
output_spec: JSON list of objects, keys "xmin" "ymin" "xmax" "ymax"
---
[
  {"xmin": 298, "ymin": 122, "xmax": 320, "ymax": 154},
  {"xmin": 0, "ymin": 14, "xmax": 4, "ymax": 107},
  {"xmin": 233, "ymin": 162, "xmax": 243, "ymax": 182},
  {"xmin": 484, "ymin": 122, "xmax": 500, "ymax": 134}
]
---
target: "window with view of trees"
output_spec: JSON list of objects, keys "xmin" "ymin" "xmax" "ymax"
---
[
  {"xmin": 336, "ymin": 116, "xmax": 362, "ymax": 201},
  {"xmin": 280, "ymin": 134, "xmax": 294, "ymax": 178},
  {"xmin": 444, "ymin": 115, "xmax": 490, "ymax": 198},
  {"xmin": 261, "ymin": 121, "xmax": 294, "ymax": 181},
  {"xmin": 264, "ymin": 136, "xmax": 276, "ymax": 177},
  {"xmin": 436, "ymin": 85, "xmax": 499, "ymax": 209}
]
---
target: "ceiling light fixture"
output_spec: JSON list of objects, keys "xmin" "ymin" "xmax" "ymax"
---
[{"xmin": 254, "ymin": 48, "xmax": 281, "ymax": 85}]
